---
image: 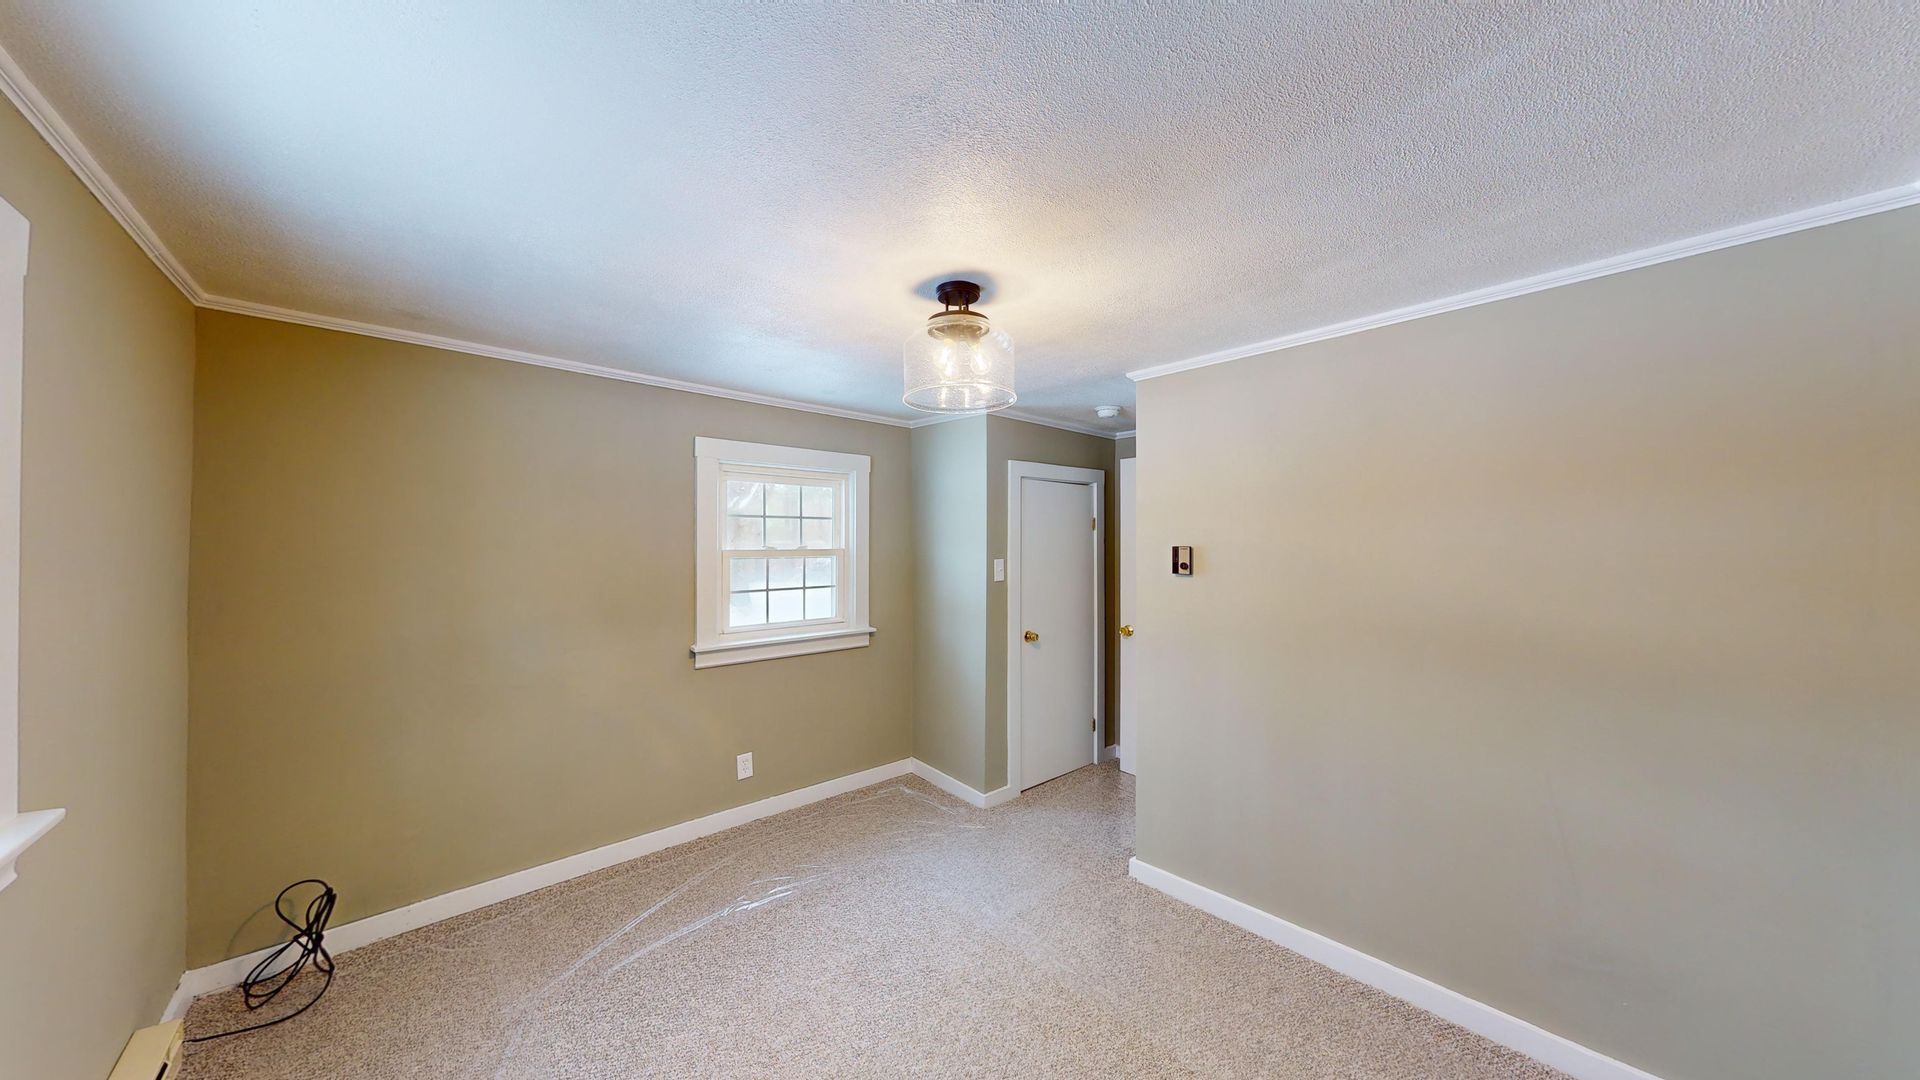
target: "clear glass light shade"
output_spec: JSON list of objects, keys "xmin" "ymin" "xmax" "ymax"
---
[{"xmin": 902, "ymin": 311, "xmax": 1016, "ymax": 413}]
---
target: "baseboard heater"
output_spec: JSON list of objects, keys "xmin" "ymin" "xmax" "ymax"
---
[{"xmin": 109, "ymin": 1020, "xmax": 184, "ymax": 1080}]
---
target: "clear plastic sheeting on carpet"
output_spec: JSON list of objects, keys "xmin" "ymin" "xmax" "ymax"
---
[{"xmin": 179, "ymin": 767, "xmax": 1568, "ymax": 1079}]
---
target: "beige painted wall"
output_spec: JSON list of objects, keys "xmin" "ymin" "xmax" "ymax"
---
[
  {"xmin": 0, "ymin": 100, "xmax": 196, "ymax": 1077},
  {"xmin": 910, "ymin": 417, "xmax": 990, "ymax": 790},
  {"xmin": 188, "ymin": 310, "xmax": 913, "ymax": 964},
  {"xmin": 985, "ymin": 416, "xmax": 1115, "ymax": 791},
  {"xmin": 1134, "ymin": 206, "xmax": 1920, "ymax": 1080}
]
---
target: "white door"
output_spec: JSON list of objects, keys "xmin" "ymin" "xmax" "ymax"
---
[
  {"xmin": 1118, "ymin": 458, "xmax": 1136, "ymax": 775},
  {"xmin": 1018, "ymin": 477, "xmax": 1097, "ymax": 789}
]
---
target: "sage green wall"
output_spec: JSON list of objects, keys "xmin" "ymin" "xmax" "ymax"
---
[
  {"xmin": 910, "ymin": 417, "xmax": 989, "ymax": 790},
  {"xmin": 985, "ymin": 416, "xmax": 1115, "ymax": 791},
  {"xmin": 0, "ymin": 99, "xmax": 195, "ymax": 1078},
  {"xmin": 1133, "ymin": 207, "xmax": 1920, "ymax": 1080},
  {"xmin": 188, "ymin": 310, "xmax": 913, "ymax": 964}
]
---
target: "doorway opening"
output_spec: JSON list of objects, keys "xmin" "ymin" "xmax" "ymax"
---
[{"xmin": 1005, "ymin": 460, "xmax": 1104, "ymax": 793}]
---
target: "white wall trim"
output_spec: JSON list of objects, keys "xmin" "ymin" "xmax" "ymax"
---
[
  {"xmin": 689, "ymin": 625, "xmax": 876, "ymax": 668},
  {"xmin": 162, "ymin": 757, "xmax": 915, "ymax": 1020},
  {"xmin": 0, "ymin": 807, "xmax": 63, "ymax": 894},
  {"xmin": 0, "ymin": 195, "xmax": 62, "ymax": 895},
  {"xmin": 0, "ymin": 35, "xmax": 929, "ymax": 430},
  {"xmin": 18, "ymin": 27, "xmax": 1916, "ymax": 435},
  {"xmin": 1005, "ymin": 460, "xmax": 1105, "ymax": 795},
  {"xmin": 200, "ymin": 296, "xmax": 914, "ymax": 428},
  {"xmin": 1128, "ymin": 857, "xmax": 1666, "ymax": 1080},
  {"xmin": 1127, "ymin": 180, "xmax": 1920, "ymax": 382},
  {"xmin": 908, "ymin": 757, "xmax": 1015, "ymax": 809},
  {"xmin": 907, "ymin": 408, "xmax": 1130, "ymax": 441},
  {"xmin": 0, "ymin": 195, "xmax": 23, "ymax": 826},
  {"xmin": 0, "ymin": 40, "xmax": 202, "ymax": 298}
]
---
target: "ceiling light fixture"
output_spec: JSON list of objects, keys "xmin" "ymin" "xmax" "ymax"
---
[{"xmin": 903, "ymin": 280, "xmax": 1015, "ymax": 414}]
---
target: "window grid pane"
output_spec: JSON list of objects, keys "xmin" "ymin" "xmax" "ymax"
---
[
  {"xmin": 768, "ymin": 557, "xmax": 804, "ymax": 589},
  {"xmin": 805, "ymin": 586, "xmax": 835, "ymax": 620},
  {"xmin": 726, "ymin": 480, "xmax": 764, "ymax": 515},
  {"xmin": 765, "ymin": 483, "xmax": 801, "ymax": 516},
  {"xmin": 722, "ymin": 472, "xmax": 841, "ymax": 553},
  {"xmin": 764, "ymin": 516, "xmax": 801, "ymax": 548},
  {"xmin": 725, "ymin": 552, "xmax": 844, "ymax": 630},
  {"xmin": 728, "ymin": 590, "xmax": 767, "ymax": 628},
  {"xmin": 801, "ymin": 485, "xmax": 834, "ymax": 518},
  {"xmin": 729, "ymin": 558, "xmax": 767, "ymax": 591},
  {"xmin": 768, "ymin": 588, "xmax": 805, "ymax": 624},
  {"xmin": 719, "ymin": 468, "xmax": 848, "ymax": 633}
]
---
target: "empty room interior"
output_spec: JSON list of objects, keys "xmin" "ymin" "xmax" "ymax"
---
[{"xmin": 0, "ymin": 4, "xmax": 1915, "ymax": 1079}]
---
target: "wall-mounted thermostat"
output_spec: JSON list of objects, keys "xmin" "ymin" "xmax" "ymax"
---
[{"xmin": 1171, "ymin": 546, "xmax": 1193, "ymax": 575}]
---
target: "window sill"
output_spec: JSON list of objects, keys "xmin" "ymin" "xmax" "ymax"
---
[
  {"xmin": 691, "ymin": 626, "xmax": 875, "ymax": 669},
  {"xmin": 0, "ymin": 808, "xmax": 65, "ymax": 894}
]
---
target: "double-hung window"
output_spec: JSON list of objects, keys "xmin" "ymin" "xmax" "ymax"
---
[{"xmin": 691, "ymin": 438, "xmax": 872, "ymax": 668}]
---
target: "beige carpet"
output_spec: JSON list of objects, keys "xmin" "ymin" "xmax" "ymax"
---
[{"xmin": 182, "ymin": 764, "xmax": 1566, "ymax": 1078}]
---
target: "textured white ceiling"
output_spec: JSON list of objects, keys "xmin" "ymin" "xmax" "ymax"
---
[{"xmin": 1, "ymin": 2, "xmax": 1916, "ymax": 431}]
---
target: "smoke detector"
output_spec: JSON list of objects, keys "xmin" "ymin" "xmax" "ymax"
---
[{"xmin": 1094, "ymin": 405, "xmax": 1123, "ymax": 420}]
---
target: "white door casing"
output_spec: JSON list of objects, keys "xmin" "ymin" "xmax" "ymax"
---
[
  {"xmin": 1118, "ymin": 457, "xmax": 1136, "ymax": 775},
  {"xmin": 0, "ymin": 195, "xmax": 63, "ymax": 894},
  {"xmin": 1007, "ymin": 461, "xmax": 1103, "ymax": 792}
]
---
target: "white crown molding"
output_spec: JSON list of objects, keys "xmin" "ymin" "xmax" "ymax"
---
[
  {"xmin": 1112, "ymin": 429, "xmax": 1136, "ymax": 440},
  {"xmin": 0, "ymin": 39, "xmax": 202, "ymax": 298},
  {"xmin": 198, "ymin": 294, "xmax": 913, "ymax": 427},
  {"xmin": 1128, "ymin": 180, "xmax": 1920, "ymax": 382},
  {"xmin": 1, "ymin": 38, "xmax": 923, "ymax": 430},
  {"xmin": 4, "ymin": 34, "xmax": 1127, "ymax": 437},
  {"xmin": 11, "ymin": 33, "xmax": 1915, "ymax": 427},
  {"xmin": 999, "ymin": 408, "xmax": 1130, "ymax": 440},
  {"xmin": 902, "ymin": 411, "xmax": 973, "ymax": 430},
  {"xmin": 907, "ymin": 408, "xmax": 1130, "ymax": 441}
]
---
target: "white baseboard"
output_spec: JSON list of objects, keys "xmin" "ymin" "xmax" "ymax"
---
[
  {"xmin": 908, "ymin": 758, "xmax": 1016, "ymax": 808},
  {"xmin": 1127, "ymin": 858, "xmax": 1665, "ymax": 1080},
  {"xmin": 163, "ymin": 758, "xmax": 915, "ymax": 1020}
]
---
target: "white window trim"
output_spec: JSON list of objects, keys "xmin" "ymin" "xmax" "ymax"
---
[
  {"xmin": 0, "ymin": 196, "xmax": 63, "ymax": 893},
  {"xmin": 691, "ymin": 437, "xmax": 873, "ymax": 668}
]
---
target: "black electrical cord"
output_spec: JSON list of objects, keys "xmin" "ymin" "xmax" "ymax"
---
[{"xmin": 187, "ymin": 879, "xmax": 337, "ymax": 1043}]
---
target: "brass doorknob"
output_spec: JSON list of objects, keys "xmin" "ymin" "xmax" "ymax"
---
[
  {"xmin": 1023, "ymin": 630, "xmax": 1039, "ymax": 643},
  {"xmin": 1119, "ymin": 624, "xmax": 1134, "ymax": 637}
]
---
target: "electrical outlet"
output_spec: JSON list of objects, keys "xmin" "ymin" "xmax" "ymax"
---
[{"xmin": 736, "ymin": 752, "xmax": 753, "ymax": 780}]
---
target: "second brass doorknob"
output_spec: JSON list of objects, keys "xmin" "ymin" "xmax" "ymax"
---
[
  {"xmin": 1119, "ymin": 624, "xmax": 1134, "ymax": 637},
  {"xmin": 1023, "ymin": 630, "xmax": 1039, "ymax": 643}
]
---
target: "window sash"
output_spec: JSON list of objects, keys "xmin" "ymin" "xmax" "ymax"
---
[
  {"xmin": 721, "ymin": 549, "xmax": 846, "ymax": 631},
  {"xmin": 713, "ymin": 464, "xmax": 851, "ymax": 638}
]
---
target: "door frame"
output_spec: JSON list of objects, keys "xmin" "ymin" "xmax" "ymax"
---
[
  {"xmin": 1005, "ymin": 460, "xmax": 1104, "ymax": 793},
  {"xmin": 0, "ymin": 195, "xmax": 63, "ymax": 895},
  {"xmin": 1117, "ymin": 456, "xmax": 1136, "ymax": 775}
]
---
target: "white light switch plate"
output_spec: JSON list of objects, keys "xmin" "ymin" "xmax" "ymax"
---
[
  {"xmin": 736, "ymin": 752, "xmax": 753, "ymax": 780},
  {"xmin": 993, "ymin": 558, "xmax": 1005, "ymax": 582}
]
